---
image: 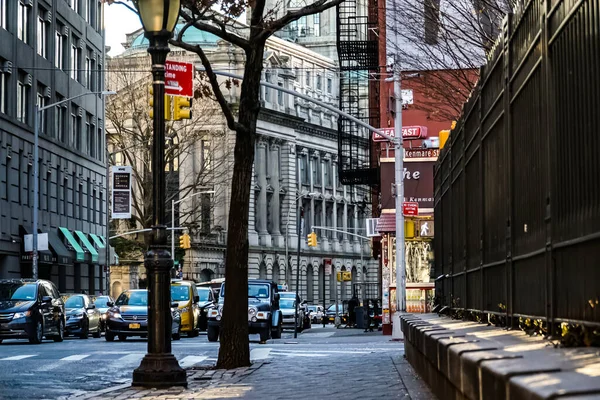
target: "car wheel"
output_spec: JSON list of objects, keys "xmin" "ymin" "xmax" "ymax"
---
[
  {"xmin": 189, "ymin": 316, "xmax": 199, "ymax": 337},
  {"xmin": 29, "ymin": 319, "xmax": 43, "ymax": 344},
  {"xmin": 79, "ymin": 319, "xmax": 89, "ymax": 339},
  {"xmin": 105, "ymin": 332, "xmax": 115, "ymax": 342},
  {"xmin": 118, "ymin": 334, "xmax": 127, "ymax": 341},
  {"xmin": 259, "ymin": 328, "xmax": 270, "ymax": 343},
  {"xmin": 92, "ymin": 325, "xmax": 101, "ymax": 338},
  {"xmin": 173, "ymin": 326, "xmax": 181, "ymax": 341},
  {"xmin": 52, "ymin": 319, "xmax": 65, "ymax": 342},
  {"xmin": 271, "ymin": 321, "xmax": 282, "ymax": 339},
  {"xmin": 207, "ymin": 326, "xmax": 219, "ymax": 342}
]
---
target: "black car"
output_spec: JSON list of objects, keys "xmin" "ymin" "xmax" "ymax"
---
[
  {"xmin": 0, "ymin": 279, "xmax": 65, "ymax": 344},
  {"xmin": 207, "ymin": 279, "xmax": 283, "ymax": 342},
  {"xmin": 63, "ymin": 294, "xmax": 101, "ymax": 339},
  {"xmin": 104, "ymin": 289, "xmax": 181, "ymax": 342},
  {"xmin": 196, "ymin": 286, "xmax": 216, "ymax": 331},
  {"xmin": 92, "ymin": 295, "xmax": 115, "ymax": 332}
]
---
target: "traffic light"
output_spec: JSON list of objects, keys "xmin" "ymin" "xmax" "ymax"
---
[
  {"xmin": 148, "ymin": 85, "xmax": 172, "ymax": 120},
  {"xmin": 173, "ymin": 96, "xmax": 192, "ymax": 121},
  {"xmin": 179, "ymin": 233, "xmax": 191, "ymax": 249},
  {"xmin": 307, "ymin": 232, "xmax": 317, "ymax": 247}
]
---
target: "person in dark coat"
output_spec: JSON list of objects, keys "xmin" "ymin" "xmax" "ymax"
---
[
  {"xmin": 364, "ymin": 300, "xmax": 373, "ymax": 332},
  {"xmin": 347, "ymin": 296, "xmax": 358, "ymax": 328}
]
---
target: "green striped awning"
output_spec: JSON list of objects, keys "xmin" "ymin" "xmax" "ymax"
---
[
  {"xmin": 59, "ymin": 227, "xmax": 85, "ymax": 262},
  {"xmin": 89, "ymin": 233, "xmax": 105, "ymax": 249},
  {"xmin": 75, "ymin": 231, "xmax": 99, "ymax": 263}
]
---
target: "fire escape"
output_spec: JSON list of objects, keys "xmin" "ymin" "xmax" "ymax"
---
[{"xmin": 336, "ymin": 0, "xmax": 380, "ymax": 187}]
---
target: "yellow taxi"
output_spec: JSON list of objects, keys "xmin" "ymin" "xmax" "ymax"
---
[{"xmin": 170, "ymin": 279, "xmax": 200, "ymax": 337}]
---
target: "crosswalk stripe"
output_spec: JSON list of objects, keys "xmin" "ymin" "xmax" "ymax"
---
[
  {"xmin": 178, "ymin": 356, "xmax": 208, "ymax": 368},
  {"xmin": 250, "ymin": 348, "xmax": 272, "ymax": 360},
  {"xmin": 302, "ymin": 332, "xmax": 335, "ymax": 338},
  {"xmin": 117, "ymin": 353, "xmax": 145, "ymax": 363},
  {"xmin": 269, "ymin": 351, "xmax": 327, "ymax": 358},
  {"xmin": 1, "ymin": 355, "xmax": 36, "ymax": 361},
  {"xmin": 60, "ymin": 354, "xmax": 90, "ymax": 361}
]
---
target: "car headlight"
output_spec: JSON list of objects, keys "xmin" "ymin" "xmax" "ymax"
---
[
  {"xmin": 248, "ymin": 307, "xmax": 257, "ymax": 316},
  {"xmin": 109, "ymin": 311, "xmax": 122, "ymax": 319},
  {"xmin": 13, "ymin": 311, "xmax": 31, "ymax": 319},
  {"xmin": 71, "ymin": 313, "xmax": 84, "ymax": 319},
  {"xmin": 101, "ymin": 314, "xmax": 107, "ymax": 320}
]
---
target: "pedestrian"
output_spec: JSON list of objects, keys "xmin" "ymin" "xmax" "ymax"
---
[
  {"xmin": 348, "ymin": 295, "xmax": 358, "ymax": 328},
  {"xmin": 364, "ymin": 300, "xmax": 372, "ymax": 332}
]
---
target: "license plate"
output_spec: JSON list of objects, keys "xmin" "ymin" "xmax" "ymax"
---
[{"xmin": 129, "ymin": 323, "xmax": 141, "ymax": 329}]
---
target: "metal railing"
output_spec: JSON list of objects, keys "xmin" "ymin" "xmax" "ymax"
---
[{"xmin": 434, "ymin": 0, "xmax": 600, "ymax": 335}]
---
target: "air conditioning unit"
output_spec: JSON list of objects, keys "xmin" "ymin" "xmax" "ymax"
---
[{"xmin": 366, "ymin": 218, "xmax": 380, "ymax": 237}]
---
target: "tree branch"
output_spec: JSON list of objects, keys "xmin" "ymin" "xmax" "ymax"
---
[
  {"xmin": 257, "ymin": 0, "xmax": 345, "ymax": 41},
  {"xmin": 178, "ymin": 9, "xmax": 250, "ymax": 51}
]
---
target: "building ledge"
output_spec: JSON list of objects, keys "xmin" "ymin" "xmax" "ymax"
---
[{"xmin": 401, "ymin": 314, "xmax": 600, "ymax": 400}]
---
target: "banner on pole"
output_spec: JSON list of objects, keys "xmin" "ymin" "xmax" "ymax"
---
[{"xmin": 111, "ymin": 166, "xmax": 132, "ymax": 219}]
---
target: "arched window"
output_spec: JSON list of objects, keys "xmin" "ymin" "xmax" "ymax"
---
[{"xmin": 259, "ymin": 262, "xmax": 267, "ymax": 280}]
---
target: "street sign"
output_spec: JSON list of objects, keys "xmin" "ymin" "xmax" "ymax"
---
[
  {"xmin": 403, "ymin": 202, "xmax": 419, "ymax": 216},
  {"xmin": 372, "ymin": 126, "xmax": 428, "ymax": 142},
  {"xmin": 111, "ymin": 166, "xmax": 132, "ymax": 219},
  {"xmin": 165, "ymin": 61, "xmax": 194, "ymax": 98},
  {"xmin": 324, "ymin": 258, "xmax": 332, "ymax": 275}
]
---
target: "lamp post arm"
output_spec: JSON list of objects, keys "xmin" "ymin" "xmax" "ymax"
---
[
  {"xmin": 309, "ymin": 226, "xmax": 370, "ymax": 240},
  {"xmin": 174, "ymin": 190, "xmax": 215, "ymax": 206},
  {"xmin": 38, "ymin": 91, "xmax": 108, "ymax": 112}
]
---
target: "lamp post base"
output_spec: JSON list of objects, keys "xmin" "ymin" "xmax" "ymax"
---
[{"xmin": 132, "ymin": 353, "xmax": 187, "ymax": 388}]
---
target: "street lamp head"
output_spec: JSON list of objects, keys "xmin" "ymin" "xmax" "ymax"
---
[
  {"xmin": 101, "ymin": 90, "xmax": 117, "ymax": 96},
  {"xmin": 135, "ymin": 0, "xmax": 181, "ymax": 37}
]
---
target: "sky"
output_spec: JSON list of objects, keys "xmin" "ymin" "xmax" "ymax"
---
[{"xmin": 104, "ymin": 2, "xmax": 141, "ymax": 56}]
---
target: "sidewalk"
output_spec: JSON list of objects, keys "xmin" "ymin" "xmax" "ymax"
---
[{"xmin": 65, "ymin": 328, "xmax": 434, "ymax": 400}]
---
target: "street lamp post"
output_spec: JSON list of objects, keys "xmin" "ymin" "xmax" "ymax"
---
[
  {"xmin": 32, "ymin": 90, "xmax": 115, "ymax": 280},
  {"xmin": 171, "ymin": 190, "xmax": 215, "ymax": 261},
  {"xmin": 131, "ymin": 0, "xmax": 186, "ymax": 388}
]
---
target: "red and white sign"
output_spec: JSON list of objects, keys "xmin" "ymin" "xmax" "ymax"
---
[
  {"xmin": 324, "ymin": 258, "xmax": 332, "ymax": 275},
  {"xmin": 402, "ymin": 202, "xmax": 419, "ymax": 216},
  {"xmin": 165, "ymin": 60, "xmax": 194, "ymax": 98},
  {"xmin": 372, "ymin": 126, "xmax": 428, "ymax": 142}
]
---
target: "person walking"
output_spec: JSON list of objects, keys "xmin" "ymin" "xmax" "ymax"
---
[
  {"xmin": 348, "ymin": 295, "xmax": 358, "ymax": 328},
  {"xmin": 364, "ymin": 300, "xmax": 373, "ymax": 332}
]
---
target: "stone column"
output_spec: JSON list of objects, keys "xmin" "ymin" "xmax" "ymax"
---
[
  {"xmin": 309, "ymin": 151, "xmax": 318, "ymax": 239},
  {"xmin": 321, "ymin": 152, "xmax": 329, "ymax": 250},
  {"xmin": 256, "ymin": 136, "xmax": 271, "ymax": 246},
  {"xmin": 270, "ymin": 139, "xmax": 284, "ymax": 247}
]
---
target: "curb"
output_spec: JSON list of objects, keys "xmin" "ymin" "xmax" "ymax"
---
[{"xmin": 59, "ymin": 382, "xmax": 132, "ymax": 400}]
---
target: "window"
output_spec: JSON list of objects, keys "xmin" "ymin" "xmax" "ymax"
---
[
  {"xmin": 70, "ymin": 37, "xmax": 81, "ymax": 81},
  {"xmin": 85, "ymin": 114, "xmax": 91, "ymax": 155},
  {"xmin": 37, "ymin": 9, "xmax": 48, "ymax": 58},
  {"xmin": 264, "ymin": 71, "xmax": 271, "ymax": 103},
  {"xmin": 312, "ymin": 156, "xmax": 321, "ymax": 186},
  {"xmin": 0, "ymin": 0, "xmax": 7, "ymax": 30},
  {"xmin": 424, "ymin": 0, "xmax": 440, "ymax": 45},
  {"xmin": 18, "ymin": 1, "xmax": 30, "ymax": 44},
  {"xmin": 316, "ymin": 74, "xmax": 322, "ymax": 91},
  {"xmin": 71, "ymin": 0, "xmax": 79, "ymax": 14},
  {"xmin": 56, "ymin": 95, "xmax": 66, "ymax": 142},
  {"xmin": 85, "ymin": 0, "xmax": 92, "ymax": 24},
  {"xmin": 36, "ymin": 86, "xmax": 47, "ymax": 135},
  {"xmin": 0, "ymin": 70, "xmax": 7, "ymax": 114},
  {"xmin": 17, "ymin": 73, "xmax": 29, "ymax": 123},
  {"xmin": 55, "ymin": 26, "xmax": 66, "ymax": 69},
  {"xmin": 89, "ymin": 118, "xmax": 96, "ymax": 158},
  {"xmin": 84, "ymin": 50, "xmax": 91, "ymax": 88},
  {"xmin": 277, "ymin": 82, "xmax": 283, "ymax": 106},
  {"xmin": 313, "ymin": 14, "xmax": 320, "ymax": 36},
  {"xmin": 71, "ymin": 105, "xmax": 81, "ymax": 149},
  {"xmin": 299, "ymin": 154, "xmax": 309, "ymax": 185},
  {"xmin": 324, "ymin": 159, "xmax": 332, "ymax": 187},
  {"xmin": 96, "ymin": 125, "xmax": 103, "ymax": 161},
  {"xmin": 305, "ymin": 71, "xmax": 310, "ymax": 86}
]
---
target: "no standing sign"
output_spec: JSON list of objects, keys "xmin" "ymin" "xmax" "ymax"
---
[{"xmin": 165, "ymin": 60, "xmax": 194, "ymax": 98}]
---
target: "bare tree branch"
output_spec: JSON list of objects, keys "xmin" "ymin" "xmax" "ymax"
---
[{"xmin": 178, "ymin": 8, "xmax": 250, "ymax": 50}]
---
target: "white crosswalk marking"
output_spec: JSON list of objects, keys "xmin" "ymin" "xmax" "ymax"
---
[
  {"xmin": 250, "ymin": 348, "xmax": 272, "ymax": 360},
  {"xmin": 60, "ymin": 354, "xmax": 90, "ymax": 361},
  {"xmin": 1, "ymin": 355, "xmax": 36, "ymax": 361},
  {"xmin": 302, "ymin": 332, "xmax": 335, "ymax": 338},
  {"xmin": 178, "ymin": 356, "xmax": 208, "ymax": 368},
  {"xmin": 117, "ymin": 353, "xmax": 145, "ymax": 363},
  {"xmin": 269, "ymin": 351, "xmax": 328, "ymax": 358}
]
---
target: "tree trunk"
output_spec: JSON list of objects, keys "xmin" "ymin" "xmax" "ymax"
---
[{"xmin": 216, "ymin": 47, "xmax": 264, "ymax": 369}]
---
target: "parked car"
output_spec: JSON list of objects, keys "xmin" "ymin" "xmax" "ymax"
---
[
  {"xmin": 279, "ymin": 298, "xmax": 304, "ymax": 332},
  {"xmin": 0, "ymin": 279, "xmax": 65, "ymax": 344},
  {"xmin": 63, "ymin": 294, "xmax": 101, "ymax": 339},
  {"xmin": 325, "ymin": 303, "xmax": 348, "ymax": 324},
  {"xmin": 307, "ymin": 305, "xmax": 324, "ymax": 323},
  {"xmin": 171, "ymin": 280, "xmax": 201, "ymax": 337},
  {"xmin": 195, "ymin": 285, "xmax": 217, "ymax": 332},
  {"xmin": 92, "ymin": 295, "xmax": 115, "ymax": 332},
  {"xmin": 279, "ymin": 292, "xmax": 310, "ymax": 328},
  {"xmin": 104, "ymin": 289, "xmax": 181, "ymax": 341},
  {"xmin": 207, "ymin": 279, "xmax": 283, "ymax": 342}
]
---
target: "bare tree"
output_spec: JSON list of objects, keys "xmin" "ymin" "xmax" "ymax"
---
[
  {"xmin": 105, "ymin": 56, "xmax": 226, "ymax": 260},
  {"xmin": 386, "ymin": 0, "xmax": 517, "ymax": 119}
]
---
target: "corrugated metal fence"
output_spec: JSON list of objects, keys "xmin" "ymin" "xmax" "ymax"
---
[{"xmin": 434, "ymin": 0, "xmax": 600, "ymax": 334}]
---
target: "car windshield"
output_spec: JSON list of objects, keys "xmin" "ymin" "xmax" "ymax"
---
[
  {"xmin": 220, "ymin": 283, "xmax": 270, "ymax": 299},
  {"xmin": 171, "ymin": 286, "xmax": 190, "ymax": 301},
  {"xmin": 65, "ymin": 296, "xmax": 85, "ymax": 308},
  {"xmin": 327, "ymin": 304, "xmax": 344, "ymax": 312},
  {"xmin": 308, "ymin": 306, "xmax": 317, "ymax": 312},
  {"xmin": 279, "ymin": 299, "xmax": 296, "ymax": 309},
  {"xmin": 0, "ymin": 282, "xmax": 37, "ymax": 301},
  {"xmin": 197, "ymin": 288, "xmax": 210, "ymax": 302},
  {"xmin": 116, "ymin": 291, "xmax": 148, "ymax": 306},
  {"xmin": 93, "ymin": 297, "xmax": 110, "ymax": 308},
  {"xmin": 280, "ymin": 293, "xmax": 295, "ymax": 299}
]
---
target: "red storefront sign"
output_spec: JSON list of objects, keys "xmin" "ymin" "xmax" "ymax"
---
[
  {"xmin": 403, "ymin": 202, "xmax": 419, "ymax": 216},
  {"xmin": 372, "ymin": 126, "xmax": 428, "ymax": 142}
]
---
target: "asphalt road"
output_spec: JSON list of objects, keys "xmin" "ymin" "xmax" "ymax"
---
[{"xmin": 0, "ymin": 326, "xmax": 421, "ymax": 400}]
